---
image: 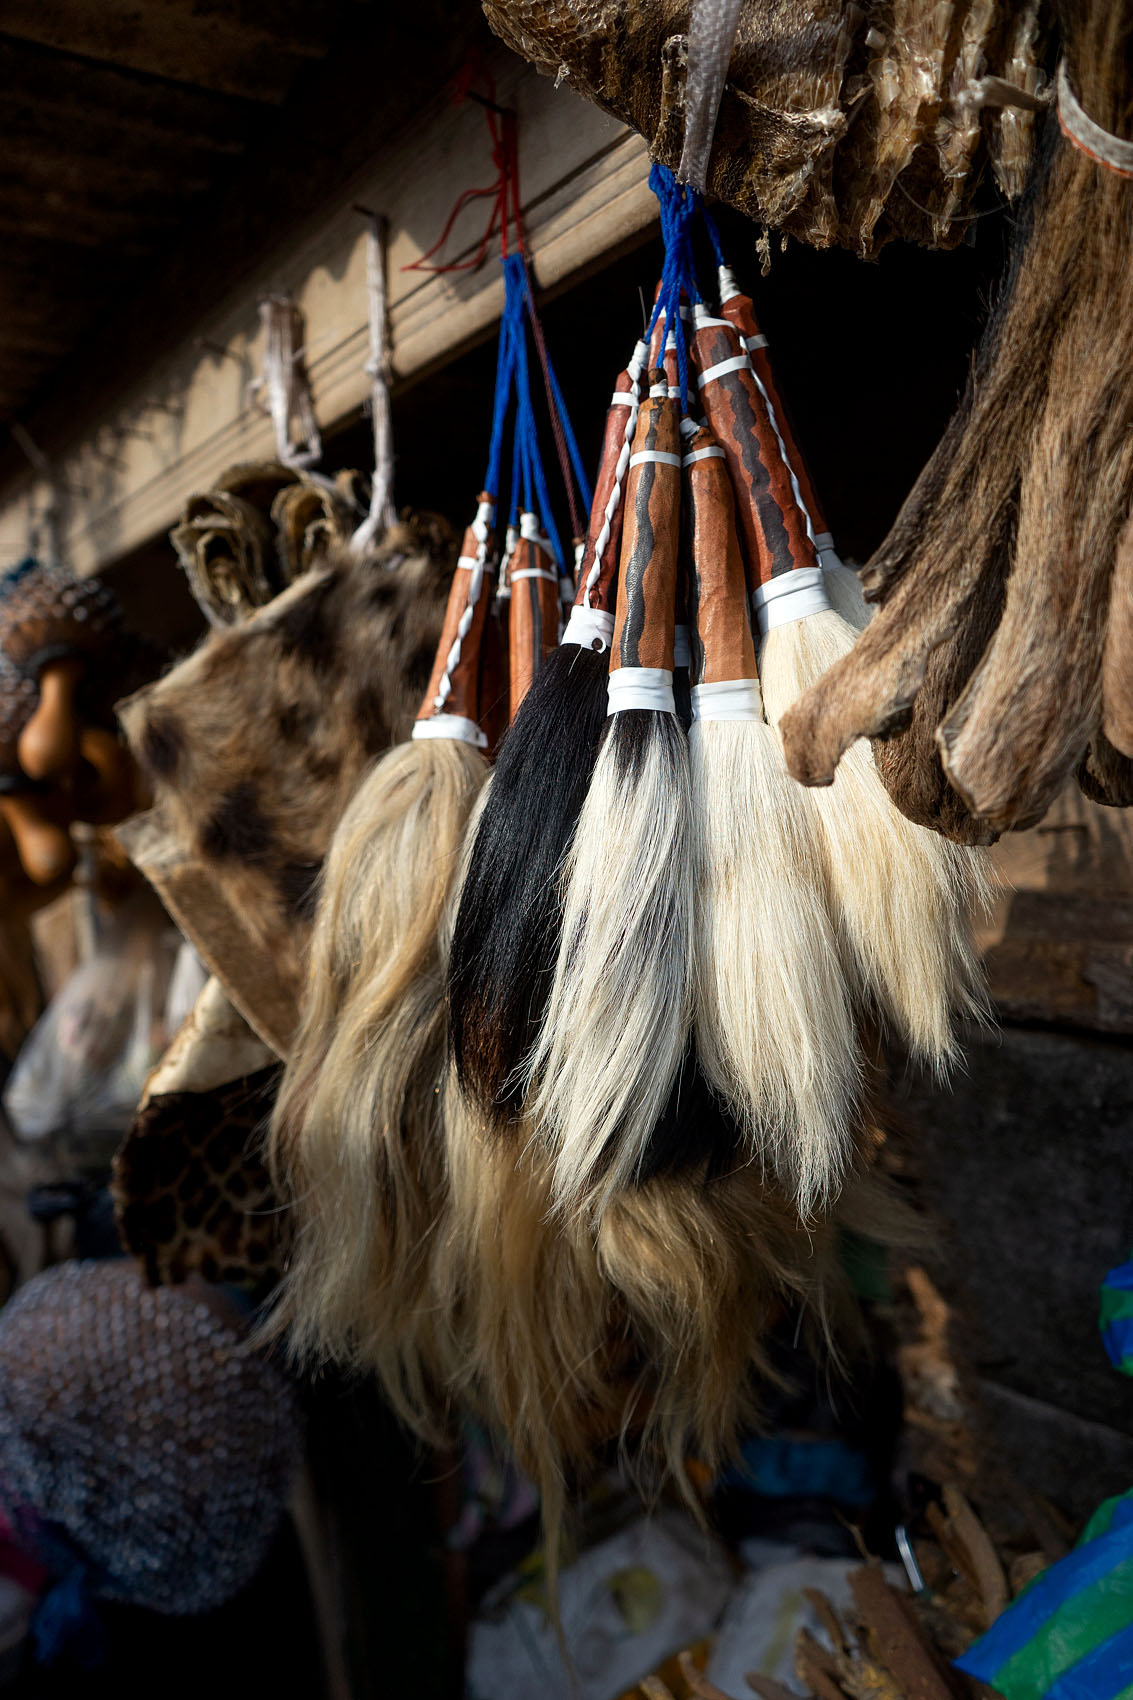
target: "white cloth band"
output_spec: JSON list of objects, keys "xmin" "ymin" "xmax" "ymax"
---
[
  {"xmin": 682, "ymin": 445, "xmax": 725, "ymax": 466},
  {"xmin": 744, "ymin": 333, "xmax": 769, "ymax": 352},
  {"xmin": 752, "ymin": 567, "xmax": 831, "ymax": 633},
  {"xmin": 1057, "ymin": 59, "xmax": 1133, "ymax": 179},
  {"xmin": 691, "ymin": 306, "xmax": 733, "ymax": 328},
  {"xmin": 607, "ymin": 667, "xmax": 675, "ymax": 715},
  {"xmin": 691, "ymin": 679, "xmax": 763, "ymax": 722},
  {"xmin": 696, "ymin": 353, "xmax": 752, "ymax": 389},
  {"xmin": 511, "ymin": 567, "xmax": 558, "ymax": 584},
  {"xmin": 609, "ymin": 391, "xmax": 636, "ymax": 406},
  {"xmin": 562, "ymin": 606, "xmax": 614, "ymax": 650},
  {"xmin": 412, "ymin": 714, "xmax": 487, "ymax": 748},
  {"xmin": 673, "ymin": 624, "xmax": 690, "ymax": 669},
  {"xmin": 629, "ymin": 449, "xmax": 682, "ymax": 469},
  {"xmin": 456, "ymin": 555, "xmax": 480, "ymax": 570}
]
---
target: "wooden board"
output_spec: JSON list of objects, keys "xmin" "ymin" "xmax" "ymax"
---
[{"xmin": 0, "ymin": 56, "xmax": 653, "ymax": 578}]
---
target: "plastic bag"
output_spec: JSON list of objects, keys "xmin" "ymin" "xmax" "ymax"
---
[{"xmin": 4, "ymin": 897, "xmax": 184, "ymax": 1170}]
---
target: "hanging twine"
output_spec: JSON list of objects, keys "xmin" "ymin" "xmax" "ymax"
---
[
  {"xmin": 250, "ymin": 296, "xmax": 322, "ymax": 470},
  {"xmin": 351, "ymin": 215, "xmax": 398, "ymax": 553}
]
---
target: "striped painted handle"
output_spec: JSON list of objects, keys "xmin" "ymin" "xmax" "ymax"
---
[
  {"xmin": 573, "ymin": 360, "xmax": 642, "ymax": 616},
  {"xmin": 416, "ymin": 496, "xmax": 493, "ymax": 726},
  {"xmin": 690, "ymin": 317, "xmax": 818, "ymax": 589},
  {"xmin": 509, "ymin": 524, "xmax": 561, "ymax": 718},
  {"xmin": 611, "ymin": 379, "xmax": 681, "ymax": 675},
  {"xmin": 683, "ymin": 425, "xmax": 756, "ymax": 687},
  {"xmin": 718, "ymin": 287, "xmax": 828, "ymax": 539}
]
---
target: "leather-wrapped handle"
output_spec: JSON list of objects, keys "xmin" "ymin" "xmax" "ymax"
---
[
  {"xmin": 718, "ymin": 287, "xmax": 828, "ymax": 538},
  {"xmin": 573, "ymin": 360, "xmax": 643, "ymax": 617},
  {"xmin": 683, "ymin": 425, "xmax": 756, "ymax": 687},
  {"xmin": 416, "ymin": 496, "xmax": 493, "ymax": 727},
  {"xmin": 611, "ymin": 377, "xmax": 681, "ymax": 674},
  {"xmin": 690, "ymin": 316, "xmax": 817, "ymax": 589},
  {"xmin": 509, "ymin": 526, "xmax": 561, "ymax": 717}
]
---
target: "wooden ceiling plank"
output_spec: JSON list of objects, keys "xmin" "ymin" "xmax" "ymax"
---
[
  {"xmin": 0, "ymin": 37, "xmax": 256, "ymax": 152},
  {"xmin": 0, "ymin": 132, "xmax": 213, "ymax": 200},
  {"xmin": 0, "ymin": 2, "xmax": 328, "ymax": 102}
]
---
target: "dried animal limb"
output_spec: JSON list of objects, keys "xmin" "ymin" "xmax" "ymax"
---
[
  {"xmin": 941, "ymin": 1485, "xmax": 1009, "ymax": 1627},
  {"xmin": 849, "ymin": 1567, "xmax": 962, "ymax": 1700},
  {"xmin": 1102, "ymin": 511, "xmax": 1133, "ymax": 758}
]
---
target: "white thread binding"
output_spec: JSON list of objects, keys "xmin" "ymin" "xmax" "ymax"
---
[
  {"xmin": 682, "ymin": 445, "xmax": 725, "ymax": 466},
  {"xmin": 511, "ymin": 567, "xmax": 559, "ymax": 584},
  {"xmin": 752, "ymin": 566, "xmax": 830, "ymax": 633},
  {"xmin": 562, "ymin": 606, "xmax": 615, "ymax": 651},
  {"xmin": 690, "ymin": 678, "xmax": 762, "ymax": 721},
  {"xmin": 629, "ymin": 449, "xmax": 682, "ymax": 469},
  {"xmin": 607, "ymin": 666, "xmax": 675, "ymax": 715},
  {"xmin": 432, "ymin": 497, "xmax": 492, "ymax": 711},
  {"xmin": 412, "ymin": 713, "xmax": 487, "ymax": 749},
  {"xmin": 695, "ymin": 353, "xmax": 752, "ymax": 388},
  {"xmin": 582, "ymin": 339, "xmax": 647, "ymax": 613}
]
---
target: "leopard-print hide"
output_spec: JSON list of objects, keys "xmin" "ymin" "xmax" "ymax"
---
[
  {"xmin": 112, "ymin": 1067, "xmax": 285, "ymax": 1290},
  {"xmin": 115, "ymin": 516, "xmax": 453, "ymax": 1053}
]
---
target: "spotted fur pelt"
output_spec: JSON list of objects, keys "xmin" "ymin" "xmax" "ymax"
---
[{"xmin": 116, "ymin": 519, "xmax": 453, "ymax": 1054}]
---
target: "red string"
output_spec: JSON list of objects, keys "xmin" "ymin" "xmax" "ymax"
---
[
  {"xmin": 403, "ymin": 71, "xmax": 523, "ymax": 274},
  {"xmin": 405, "ymin": 63, "xmax": 586, "ymax": 542}
]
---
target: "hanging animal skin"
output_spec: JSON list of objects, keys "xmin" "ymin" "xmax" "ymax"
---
[
  {"xmin": 118, "ymin": 518, "xmax": 453, "ymax": 1056},
  {"xmin": 782, "ymin": 2, "xmax": 1133, "ymax": 836}
]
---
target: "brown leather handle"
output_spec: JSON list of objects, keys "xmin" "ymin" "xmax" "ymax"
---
[
  {"xmin": 718, "ymin": 289, "xmax": 828, "ymax": 538},
  {"xmin": 611, "ymin": 382, "xmax": 681, "ymax": 674},
  {"xmin": 690, "ymin": 317, "xmax": 817, "ymax": 590},
  {"xmin": 684, "ymin": 425, "xmax": 756, "ymax": 687},
  {"xmin": 508, "ymin": 530, "xmax": 561, "ymax": 718},
  {"xmin": 416, "ymin": 498, "xmax": 493, "ymax": 726},
  {"xmin": 573, "ymin": 363, "xmax": 640, "ymax": 616},
  {"xmin": 17, "ymin": 657, "xmax": 83, "ymax": 784}
]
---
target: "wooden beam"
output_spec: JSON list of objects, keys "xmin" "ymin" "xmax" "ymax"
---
[
  {"xmin": 0, "ymin": 36, "xmax": 255, "ymax": 152},
  {"xmin": 0, "ymin": 182, "xmax": 178, "ymax": 249},
  {"xmin": 0, "ymin": 0, "xmax": 340, "ymax": 102},
  {"xmin": 0, "ymin": 130, "xmax": 213, "ymax": 200}
]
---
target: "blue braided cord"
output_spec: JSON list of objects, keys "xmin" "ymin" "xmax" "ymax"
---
[
  {"xmin": 507, "ymin": 253, "xmax": 565, "ymax": 566},
  {"xmin": 645, "ymin": 162, "xmax": 704, "ymax": 413},
  {"xmin": 483, "ymin": 259, "xmax": 521, "ymax": 501}
]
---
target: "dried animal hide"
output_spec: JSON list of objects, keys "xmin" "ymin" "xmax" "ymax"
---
[
  {"xmin": 483, "ymin": 0, "xmax": 1048, "ymax": 254},
  {"xmin": 784, "ymin": 3, "xmax": 1133, "ymax": 835},
  {"xmin": 270, "ymin": 471, "xmax": 366, "ymax": 585},
  {"xmin": 1102, "ymin": 511, "xmax": 1133, "ymax": 759},
  {"xmin": 113, "ymin": 1067, "xmax": 283, "ymax": 1290},
  {"xmin": 117, "ymin": 520, "xmax": 453, "ymax": 1054},
  {"xmin": 170, "ymin": 461, "xmax": 298, "ymax": 626}
]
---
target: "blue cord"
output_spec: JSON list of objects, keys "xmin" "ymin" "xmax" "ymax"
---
[
  {"xmin": 483, "ymin": 262, "xmax": 521, "ymax": 502},
  {"xmin": 645, "ymin": 162, "xmax": 704, "ymax": 413}
]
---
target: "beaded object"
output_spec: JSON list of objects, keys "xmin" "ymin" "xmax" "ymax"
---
[{"xmin": 0, "ymin": 1260, "xmax": 301, "ymax": 1614}]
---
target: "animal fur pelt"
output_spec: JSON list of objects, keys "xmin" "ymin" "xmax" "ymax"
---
[
  {"xmin": 431, "ymin": 1063, "xmax": 913, "ymax": 1542},
  {"xmin": 118, "ymin": 518, "xmax": 453, "ymax": 1054},
  {"xmin": 782, "ymin": 3, "xmax": 1133, "ymax": 836},
  {"xmin": 482, "ymin": 0, "xmax": 1044, "ymax": 255},
  {"xmin": 266, "ymin": 743, "xmax": 486, "ymax": 1429},
  {"xmin": 449, "ymin": 345, "xmax": 647, "ymax": 1125},
  {"xmin": 1102, "ymin": 511, "xmax": 1133, "ymax": 759}
]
